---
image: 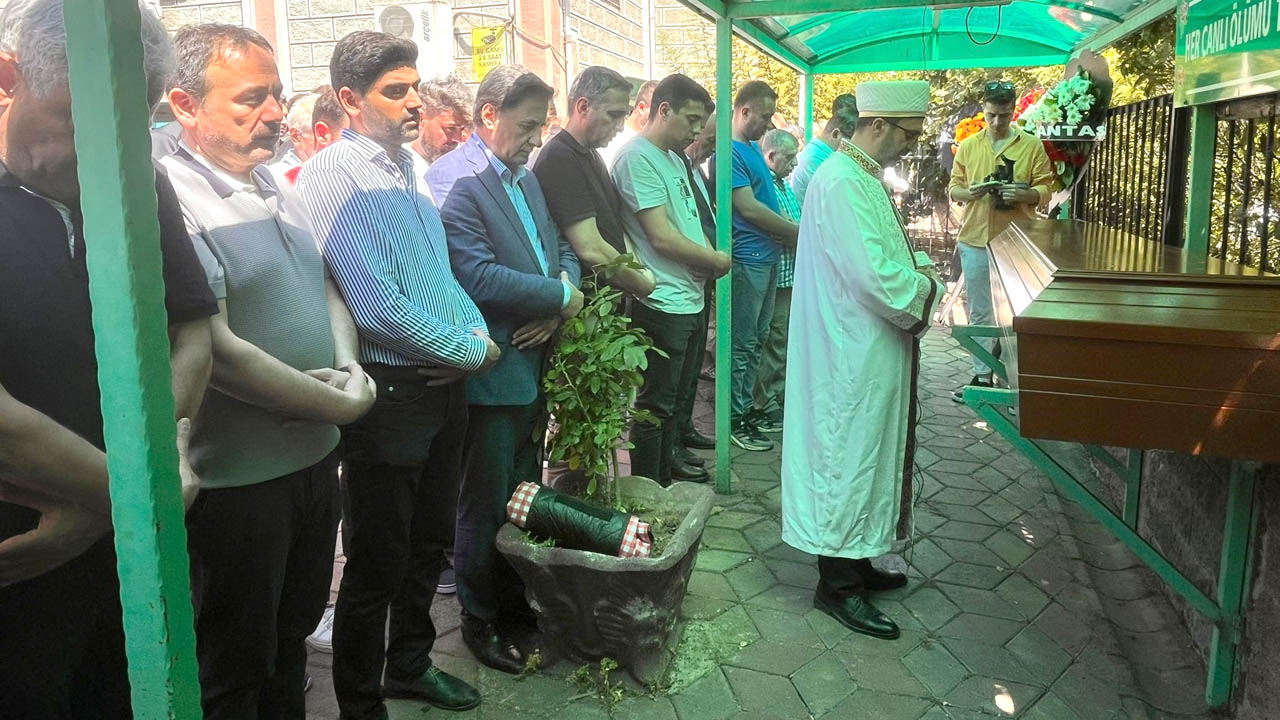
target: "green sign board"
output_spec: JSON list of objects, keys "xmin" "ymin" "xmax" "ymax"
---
[{"xmin": 1175, "ymin": 0, "xmax": 1280, "ymax": 106}]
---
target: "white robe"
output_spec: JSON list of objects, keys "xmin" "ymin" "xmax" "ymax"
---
[{"xmin": 781, "ymin": 149, "xmax": 944, "ymax": 559}]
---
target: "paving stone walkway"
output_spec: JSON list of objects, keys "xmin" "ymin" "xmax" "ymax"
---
[{"xmin": 306, "ymin": 331, "xmax": 1212, "ymax": 719}]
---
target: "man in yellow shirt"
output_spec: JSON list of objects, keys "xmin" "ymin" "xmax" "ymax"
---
[{"xmin": 948, "ymin": 80, "xmax": 1054, "ymax": 400}]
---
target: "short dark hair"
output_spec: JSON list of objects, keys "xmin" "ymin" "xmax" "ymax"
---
[
  {"xmin": 472, "ymin": 64, "xmax": 555, "ymax": 126},
  {"xmin": 172, "ymin": 24, "xmax": 274, "ymax": 104},
  {"xmin": 420, "ymin": 74, "xmax": 473, "ymax": 123},
  {"xmin": 734, "ymin": 80, "xmax": 778, "ymax": 109},
  {"xmin": 829, "ymin": 93, "xmax": 858, "ymax": 135},
  {"xmin": 982, "ymin": 81, "xmax": 1016, "ymax": 106},
  {"xmin": 648, "ymin": 73, "xmax": 713, "ymax": 121},
  {"xmin": 569, "ymin": 66, "xmax": 631, "ymax": 110},
  {"xmin": 329, "ymin": 30, "xmax": 417, "ymax": 96},
  {"xmin": 312, "ymin": 85, "xmax": 344, "ymax": 129}
]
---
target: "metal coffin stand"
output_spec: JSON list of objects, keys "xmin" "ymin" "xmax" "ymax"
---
[{"xmin": 951, "ymin": 219, "xmax": 1280, "ymax": 709}]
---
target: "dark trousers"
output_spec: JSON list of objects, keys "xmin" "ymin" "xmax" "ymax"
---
[
  {"xmin": 333, "ymin": 367, "xmax": 467, "ymax": 719},
  {"xmin": 0, "ymin": 531, "xmax": 130, "ymax": 720},
  {"xmin": 456, "ymin": 400, "xmax": 545, "ymax": 626},
  {"xmin": 186, "ymin": 452, "xmax": 340, "ymax": 720},
  {"xmin": 676, "ymin": 293, "xmax": 711, "ymax": 439},
  {"xmin": 818, "ymin": 556, "xmax": 873, "ymax": 596},
  {"xmin": 631, "ymin": 304, "xmax": 704, "ymax": 485}
]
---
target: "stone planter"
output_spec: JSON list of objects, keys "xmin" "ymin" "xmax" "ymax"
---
[{"xmin": 494, "ymin": 475, "xmax": 715, "ymax": 684}]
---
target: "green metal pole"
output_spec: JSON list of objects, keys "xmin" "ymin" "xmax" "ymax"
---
[
  {"xmin": 714, "ymin": 16, "xmax": 733, "ymax": 494},
  {"xmin": 1121, "ymin": 449, "xmax": 1144, "ymax": 530},
  {"xmin": 1183, "ymin": 104, "xmax": 1216, "ymax": 273},
  {"xmin": 64, "ymin": 0, "xmax": 203, "ymax": 717},
  {"xmin": 1206, "ymin": 461, "xmax": 1258, "ymax": 708},
  {"xmin": 801, "ymin": 73, "xmax": 814, "ymax": 142}
]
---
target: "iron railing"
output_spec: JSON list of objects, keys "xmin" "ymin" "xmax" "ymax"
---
[
  {"xmin": 1209, "ymin": 94, "xmax": 1280, "ymax": 274},
  {"xmin": 1073, "ymin": 94, "xmax": 1191, "ymax": 248},
  {"xmin": 1074, "ymin": 92, "xmax": 1279, "ymax": 273}
]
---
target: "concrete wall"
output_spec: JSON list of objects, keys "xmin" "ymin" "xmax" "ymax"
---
[
  {"xmin": 652, "ymin": 0, "xmax": 711, "ymax": 79},
  {"xmin": 569, "ymin": 0, "xmax": 644, "ymax": 79},
  {"xmin": 284, "ymin": 0, "xmax": 373, "ymax": 92},
  {"xmin": 1088, "ymin": 450, "xmax": 1280, "ymax": 718},
  {"xmin": 158, "ymin": 0, "xmax": 246, "ymax": 30}
]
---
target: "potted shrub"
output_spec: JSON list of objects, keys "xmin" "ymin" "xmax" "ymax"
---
[{"xmin": 495, "ymin": 259, "xmax": 716, "ymax": 685}]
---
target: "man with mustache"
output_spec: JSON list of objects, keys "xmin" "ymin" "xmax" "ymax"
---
[
  {"xmin": 161, "ymin": 23, "xmax": 376, "ymax": 719},
  {"xmin": 427, "ymin": 64, "xmax": 582, "ymax": 674},
  {"xmin": 298, "ymin": 30, "xmax": 498, "ymax": 720},
  {"xmin": 0, "ymin": 1, "xmax": 214, "ymax": 716},
  {"xmin": 781, "ymin": 81, "xmax": 943, "ymax": 641},
  {"xmin": 409, "ymin": 74, "xmax": 472, "ymax": 186}
]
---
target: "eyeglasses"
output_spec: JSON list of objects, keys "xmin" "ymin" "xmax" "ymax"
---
[
  {"xmin": 884, "ymin": 119, "xmax": 923, "ymax": 144},
  {"xmin": 985, "ymin": 80, "xmax": 1015, "ymax": 92}
]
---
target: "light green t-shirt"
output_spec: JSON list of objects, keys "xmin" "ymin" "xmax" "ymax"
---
[{"xmin": 611, "ymin": 135, "xmax": 708, "ymax": 315}]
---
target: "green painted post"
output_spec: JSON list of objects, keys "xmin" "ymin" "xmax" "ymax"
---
[
  {"xmin": 801, "ymin": 73, "xmax": 815, "ymax": 142},
  {"xmin": 1206, "ymin": 461, "xmax": 1258, "ymax": 708},
  {"xmin": 63, "ymin": 0, "xmax": 203, "ymax": 716},
  {"xmin": 1122, "ymin": 449, "xmax": 1144, "ymax": 529},
  {"xmin": 1183, "ymin": 104, "xmax": 1216, "ymax": 272},
  {"xmin": 964, "ymin": 387, "xmax": 1223, "ymax": 621},
  {"xmin": 714, "ymin": 16, "xmax": 734, "ymax": 494}
]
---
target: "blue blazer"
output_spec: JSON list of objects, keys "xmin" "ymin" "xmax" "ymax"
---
[{"xmin": 428, "ymin": 134, "xmax": 581, "ymax": 407}]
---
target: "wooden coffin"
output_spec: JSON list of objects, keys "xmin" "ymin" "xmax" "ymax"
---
[{"xmin": 987, "ymin": 219, "xmax": 1280, "ymax": 462}]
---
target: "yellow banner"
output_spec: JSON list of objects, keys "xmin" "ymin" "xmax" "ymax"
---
[{"xmin": 472, "ymin": 26, "xmax": 506, "ymax": 82}]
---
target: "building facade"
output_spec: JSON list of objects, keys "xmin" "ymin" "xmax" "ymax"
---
[{"xmin": 142, "ymin": 0, "xmax": 675, "ymax": 110}]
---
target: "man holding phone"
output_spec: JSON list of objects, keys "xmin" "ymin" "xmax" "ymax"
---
[{"xmin": 948, "ymin": 80, "xmax": 1054, "ymax": 400}]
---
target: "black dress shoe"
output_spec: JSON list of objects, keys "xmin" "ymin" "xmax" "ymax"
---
[
  {"xmin": 383, "ymin": 665, "xmax": 480, "ymax": 711},
  {"xmin": 675, "ymin": 444, "xmax": 706, "ymax": 467},
  {"xmin": 813, "ymin": 586, "xmax": 900, "ymax": 639},
  {"xmin": 462, "ymin": 620, "xmax": 526, "ymax": 674},
  {"xmin": 681, "ymin": 429, "xmax": 715, "ymax": 450},
  {"xmin": 671, "ymin": 460, "xmax": 709, "ymax": 482},
  {"xmin": 339, "ymin": 708, "xmax": 388, "ymax": 720},
  {"xmin": 862, "ymin": 565, "xmax": 908, "ymax": 591}
]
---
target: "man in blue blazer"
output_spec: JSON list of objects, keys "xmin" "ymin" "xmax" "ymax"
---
[{"xmin": 427, "ymin": 65, "xmax": 582, "ymax": 674}]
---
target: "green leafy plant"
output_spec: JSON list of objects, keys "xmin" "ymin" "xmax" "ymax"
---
[
  {"xmin": 543, "ymin": 255, "xmax": 665, "ymax": 507},
  {"xmin": 568, "ymin": 657, "xmax": 625, "ymax": 713}
]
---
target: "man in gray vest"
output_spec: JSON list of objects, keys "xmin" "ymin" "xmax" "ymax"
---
[{"xmin": 162, "ymin": 24, "xmax": 375, "ymax": 719}]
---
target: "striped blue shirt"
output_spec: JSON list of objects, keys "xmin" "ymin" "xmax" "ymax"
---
[{"xmin": 297, "ymin": 129, "xmax": 489, "ymax": 370}]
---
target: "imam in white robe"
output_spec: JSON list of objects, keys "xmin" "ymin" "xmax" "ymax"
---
[{"xmin": 781, "ymin": 145, "xmax": 944, "ymax": 559}]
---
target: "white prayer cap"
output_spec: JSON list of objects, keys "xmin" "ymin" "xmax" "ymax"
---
[{"xmin": 854, "ymin": 81, "xmax": 930, "ymax": 118}]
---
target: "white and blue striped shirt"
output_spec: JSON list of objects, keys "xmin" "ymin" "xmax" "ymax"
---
[{"xmin": 298, "ymin": 129, "xmax": 489, "ymax": 370}]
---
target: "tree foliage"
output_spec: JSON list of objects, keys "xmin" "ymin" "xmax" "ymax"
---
[
  {"xmin": 543, "ymin": 257, "xmax": 662, "ymax": 506},
  {"xmin": 656, "ymin": 12, "xmax": 1176, "ymax": 141}
]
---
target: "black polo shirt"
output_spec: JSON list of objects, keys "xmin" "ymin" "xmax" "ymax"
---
[
  {"xmin": 0, "ymin": 164, "xmax": 218, "ymax": 539},
  {"xmin": 532, "ymin": 129, "xmax": 627, "ymax": 254}
]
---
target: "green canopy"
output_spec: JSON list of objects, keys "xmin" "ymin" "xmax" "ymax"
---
[{"xmin": 681, "ymin": 0, "xmax": 1176, "ymax": 73}]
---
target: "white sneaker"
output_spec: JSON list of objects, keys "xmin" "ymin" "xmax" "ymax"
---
[{"xmin": 306, "ymin": 606, "xmax": 335, "ymax": 654}]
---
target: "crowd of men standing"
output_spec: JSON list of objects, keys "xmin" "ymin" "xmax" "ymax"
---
[
  {"xmin": 0, "ymin": 0, "xmax": 821, "ymax": 717},
  {"xmin": 0, "ymin": 0, "xmax": 1064, "ymax": 714}
]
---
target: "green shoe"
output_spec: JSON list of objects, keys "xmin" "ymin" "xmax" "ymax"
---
[{"xmin": 383, "ymin": 665, "xmax": 481, "ymax": 711}]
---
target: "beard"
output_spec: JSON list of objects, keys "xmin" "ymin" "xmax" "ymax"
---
[
  {"xmin": 422, "ymin": 139, "xmax": 456, "ymax": 162},
  {"xmin": 370, "ymin": 109, "xmax": 417, "ymax": 149}
]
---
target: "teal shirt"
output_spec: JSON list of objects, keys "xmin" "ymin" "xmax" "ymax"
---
[
  {"xmin": 477, "ymin": 138, "xmax": 570, "ymax": 307},
  {"xmin": 480, "ymin": 139, "xmax": 546, "ymax": 274},
  {"xmin": 790, "ymin": 136, "xmax": 834, "ymax": 209}
]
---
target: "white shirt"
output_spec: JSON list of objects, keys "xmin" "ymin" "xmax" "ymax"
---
[{"xmin": 599, "ymin": 127, "xmax": 637, "ymax": 170}]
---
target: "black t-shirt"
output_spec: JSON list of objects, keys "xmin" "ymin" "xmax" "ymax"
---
[
  {"xmin": 532, "ymin": 130, "xmax": 627, "ymax": 255},
  {"xmin": 0, "ymin": 165, "xmax": 218, "ymax": 538}
]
